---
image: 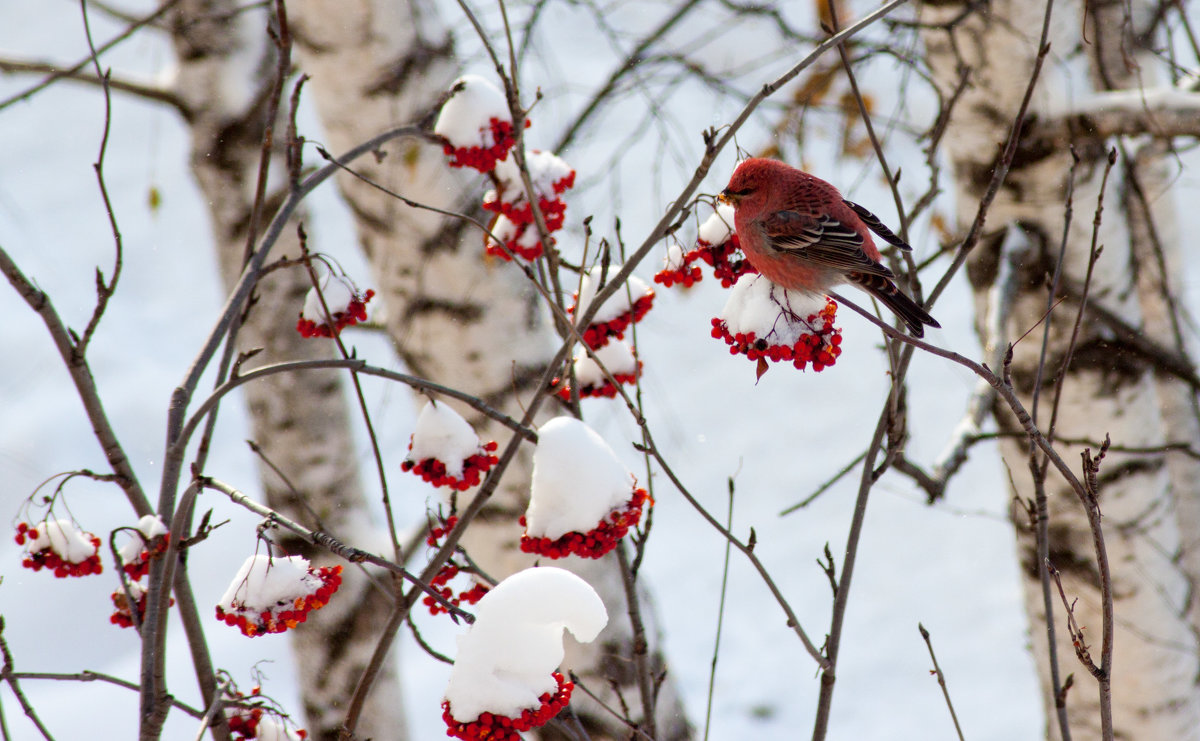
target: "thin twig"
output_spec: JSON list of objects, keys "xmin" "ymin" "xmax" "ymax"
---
[
  {"xmin": 918, "ymin": 624, "xmax": 967, "ymax": 741},
  {"xmin": 703, "ymin": 480, "xmax": 736, "ymax": 741}
]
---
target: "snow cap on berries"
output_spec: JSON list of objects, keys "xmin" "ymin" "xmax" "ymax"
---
[
  {"xmin": 296, "ymin": 272, "xmax": 374, "ymax": 338},
  {"xmin": 483, "ymin": 150, "xmax": 575, "ymax": 233},
  {"xmin": 215, "ymin": 554, "xmax": 342, "ymax": 637},
  {"xmin": 443, "ymin": 567, "xmax": 607, "ymax": 723},
  {"xmin": 485, "ymin": 214, "xmax": 544, "ymax": 261},
  {"xmin": 407, "ymin": 401, "xmax": 482, "ymax": 479},
  {"xmin": 491, "ymin": 150, "xmax": 575, "ymax": 203},
  {"xmin": 435, "ymin": 75, "xmax": 519, "ymax": 172},
  {"xmin": 525, "ymin": 417, "xmax": 635, "ymax": 541},
  {"xmin": 23, "ymin": 519, "xmax": 98, "ymax": 564},
  {"xmin": 555, "ymin": 341, "xmax": 641, "ymax": 401},
  {"xmin": 574, "ymin": 265, "xmax": 651, "ymax": 326},
  {"xmin": 118, "ymin": 514, "xmax": 168, "ymax": 564},
  {"xmin": 219, "ymin": 555, "xmax": 317, "ymax": 611},
  {"xmin": 17, "ymin": 519, "xmax": 103, "ymax": 577},
  {"xmin": 253, "ymin": 716, "xmax": 307, "ymax": 741},
  {"xmin": 720, "ymin": 274, "xmax": 830, "ymax": 345},
  {"xmin": 571, "ymin": 264, "xmax": 655, "ymax": 349},
  {"xmin": 713, "ymin": 274, "xmax": 842, "ymax": 373}
]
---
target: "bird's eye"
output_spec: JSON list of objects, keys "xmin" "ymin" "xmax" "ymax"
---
[{"xmin": 728, "ymin": 188, "xmax": 753, "ymax": 196}]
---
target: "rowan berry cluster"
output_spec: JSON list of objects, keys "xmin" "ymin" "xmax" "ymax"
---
[
  {"xmin": 710, "ymin": 299, "xmax": 843, "ymax": 372},
  {"xmin": 519, "ymin": 488, "xmax": 649, "ymax": 560},
  {"xmin": 426, "ymin": 515, "xmax": 459, "ymax": 547},
  {"xmin": 554, "ymin": 362, "xmax": 642, "ymax": 401},
  {"xmin": 442, "ymin": 117, "xmax": 522, "ymax": 172},
  {"xmin": 482, "ymin": 150, "xmax": 576, "ymax": 262},
  {"xmin": 225, "ymin": 688, "xmax": 308, "ymax": 741},
  {"xmin": 572, "ymin": 291, "xmax": 655, "ymax": 350},
  {"xmin": 215, "ymin": 565, "xmax": 343, "ymax": 637},
  {"xmin": 655, "ymin": 232, "xmax": 757, "ymax": 290},
  {"xmin": 402, "ymin": 440, "xmax": 499, "ymax": 491},
  {"xmin": 295, "ymin": 288, "xmax": 374, "ymax": 338},
  {"xmin": 15, "ymin": 521, "xmax": 103, "ymax": 578},
  {"xmin": 442, "ymin": 672, "xmax": 573, "ymax": 741},
  {"xmin": 110, "ymin": 582, "xmax": 174, "ymax": 629},
  {"xmin": 122, "ymin": 531, "xmax": 170, "ymax": 581},
  {"xmin": 423, "ymin": 563, "xmax": 491, "ymax": 616}
]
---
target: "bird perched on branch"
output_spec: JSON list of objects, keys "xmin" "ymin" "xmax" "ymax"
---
[{"xmin": 720, "ymin": 157, "xmax": 939, "ymax": 337}]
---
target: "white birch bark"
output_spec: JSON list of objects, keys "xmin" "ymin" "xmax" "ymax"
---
[
  {"xmin": 919, "ymin": 0, "xmax": 1200, "ymax": 737},
  {"xmin": 287, "ymin": 1, "xmax": 691, "ymax": 737},
  {"xmin": 168, "ymin": 3, "xmax": 407, "ymax": 739}
]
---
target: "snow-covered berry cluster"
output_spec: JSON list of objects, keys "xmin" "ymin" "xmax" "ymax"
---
[
  {"xmin": 225, "ymin": 688, "xmax": 308, "ymax": 741},
  {"xmin": 118, "ymin": 514, "xmax": 170, "ymax": 581},
  {"xmin": 110, "ymin": 581, "xmax": 174, "ymax": 629},
  {"xmin": 402, "ymin": 441, "xmax": 498, "ymax": 491},
  {"xmin": 484, "ymin": 214, "xmax": 545, "ymax": 261},
  {"xmin": 444, "ymin": 117, "xmax": 521, "ymax": 172},
  {"xmin": 402, "ymin": 402, "xmax": 499, "ymax": 491},
  {"xmin": 652, "ymin": 241, "xmax": 704, "ymax": 288},
  {"xmin": 485, "ymin": 150, "xmax": 575, "ymax": 231},
  {"xmin": 520, "ymin": 488, "xmax": 648, "ymax": 560},
  {"xmin": 435, "ymin": 75, "xmax": 524, "ymax": 173},
  {"xmin": 295, "ymin": 272, "xmax": 374, "ymax": 339},
  {"xmin": 15, "ymin": 520, "xmax": 102, "ymax": 578},
  {"xmin": 442, "ymin": 569, "xmax": 606, "ymax": 741},
  {"xmin": 482, "ymin": 149, "xmax": 576, "ymax": 262},
  {"xmin": 442, "ymin": 671, "xmax": 573, "ymax": 741},
  {"xmin": 552, "ymin": 341, "xmax": 642, "ymax": 401},
  {"xmin": 434, "ymin": 75, "xmax": 578, "ymax": 263},
  {"xmin": 215, "ymin": 555, "xmax": 343, "ymax": 637},
  {"xmin": 713, "ymin": 276, "xmax": 842, "ymax": 374},
  {"xmin": 522, "ymin": 417, "xmax": 649, "ymax": 559},
  {"xmin": 423, "ymin": 563, "xmax": 490, "ymax": 616},
  {"xmin": 653, "ymin": 205, "xmax": 756, "ymax": 289},
  {"xmin": 569, "ymin": 265, "xmax": 655, "ymax": 350}
]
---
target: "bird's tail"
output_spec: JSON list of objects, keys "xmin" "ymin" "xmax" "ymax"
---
[{"xmin": 849, "ymin": 273, "xmax": 940, "ymax": 338}]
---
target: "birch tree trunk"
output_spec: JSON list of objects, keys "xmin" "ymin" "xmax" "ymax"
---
[
  {"xmin": 167, "ymin": 4, "xmax": 407, "ymax": 739},
  {"xmin": 287, "ymin": 1, "xmax": 691, "ymax": 737},
  {"xmin": 920, "ymin": 0, "xmax": 1200, "ymax": 737}
]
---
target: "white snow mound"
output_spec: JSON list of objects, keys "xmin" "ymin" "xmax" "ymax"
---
[
  {"xmin": 444, "ymin": 567, "xmax": 607, "ymax": 722},
  {"xmin": 525, "ymin": 416, "xmax": 635, "ymax": 540},
  {"xmin": 407, "ymin": 401, "xmax": 481, "ymax": 479}
]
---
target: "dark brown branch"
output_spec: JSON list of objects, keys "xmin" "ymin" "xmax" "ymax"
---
[{"xmin": 0, "ymin": 58, "xmax": 188, "ymax": 114}]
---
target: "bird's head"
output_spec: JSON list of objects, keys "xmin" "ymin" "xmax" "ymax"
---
[{"xmin": 719, "ymin": 157, "xmax": 787, "ymax": 211}]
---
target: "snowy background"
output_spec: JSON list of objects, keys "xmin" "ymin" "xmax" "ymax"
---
[{"xmin": 11, "ymin": 0, "xmax": 1192, "ymax": 738}]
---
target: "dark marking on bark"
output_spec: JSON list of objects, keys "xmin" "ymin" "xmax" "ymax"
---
[
  {"xmin": 419, "ymin": 212, "xmax": 474, "ymax": 255},
  {"xmin": 1021, "ymin": 523, "xmax": 1100, "ymax": 586},
  {"xmin": 1096, "ymin": 457, "xmax": 1162, "ymax": 489},
  {"xmin": 404, "ymin": 296, "xmax": 484, "ymax": 323},
  {"xmin": 343, "ymin": 195, "xmax": 393, "ymax": 234}
]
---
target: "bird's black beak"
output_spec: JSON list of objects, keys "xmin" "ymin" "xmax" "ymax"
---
[{"xmin": 718, "ymin": 189, "xmax": 739, "ymax": 206}]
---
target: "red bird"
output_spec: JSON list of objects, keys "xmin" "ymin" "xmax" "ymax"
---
[{"xmin": 720, "ymin": 158, "xmax": 939, "ymax": 337}]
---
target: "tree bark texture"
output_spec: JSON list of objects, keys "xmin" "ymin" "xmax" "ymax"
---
[
  {"xmin": 168, "ymin": 3, "xmax": 408, "ymax": 739},
  {"xmin": 287, "ymin": 0, "xmax": 691, "ymax": 737},
  {"xmin": 920, "ymin": 0, "xmax": 1200, "ymax": 737}
]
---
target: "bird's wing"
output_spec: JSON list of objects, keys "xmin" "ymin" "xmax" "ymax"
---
[
  {"xmin": 842, "ymin": 199, "xmax": 912, "ymax": 251},
  {"xmin": 762, "ymin": 209, "xmax": 894, "ymax": 278}
]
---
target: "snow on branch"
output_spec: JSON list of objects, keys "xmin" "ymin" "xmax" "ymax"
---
[{"xmin": 1041, "ymin": 88, "xmax": 1200, "ymax": 141}]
